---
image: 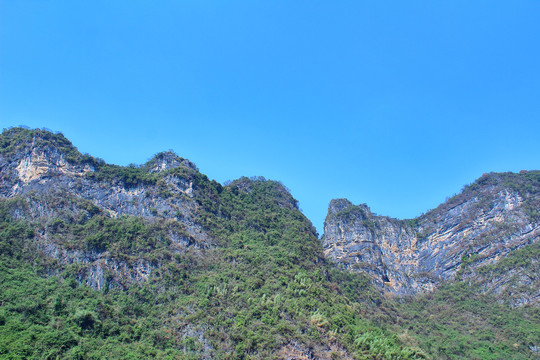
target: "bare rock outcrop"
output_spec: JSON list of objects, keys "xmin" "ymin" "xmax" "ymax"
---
[
  {"xmin": 0, "ymin": 128, "xmax": 213, "ymax": 289},
  {"xmin": 323, "ymin": 172, "xmax": 539, "ymax": 303}
]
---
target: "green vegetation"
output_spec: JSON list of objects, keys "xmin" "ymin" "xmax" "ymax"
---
[
  {"xmin": 440, "ymin": 171, "xmax": 540, "ymax": 222},
  {"xmin": 0, "ymin": 127, "xmax": 159, "ymax": 188},
  {"xmin": 2, "ymin": 173, "xmax": 537, "ymax": 359},
  {"xmin": 394, "ymin": 282, "xmax": 539, "ymax": 360},
  {"xmin": 85, "ymin": 164, "xmax": 159, "ymax": 188},
  {"xmin": 476, "ymin": 242, "xmax": 539, "ymax": 278},
  {"xmin": 0, "ymin": 175, "xmax": 427, "ymax": 359},
  {"xmin": 501, "ymin": 171, "xmax": 540, "ymax": 222},
  {"xmin": 0, "ymin": 261, "xmax": 186, "ymax": 359},
  {"xmin": 0, "ymin": 127, "xmax": 101, "ymax": 167},
  {"xmin": 388, "ymin": 241, "xmax": 539, "ymax": 360},
  {"xmin": 0, "ymin": 128, "xmax": 538, "ymax": 359}
]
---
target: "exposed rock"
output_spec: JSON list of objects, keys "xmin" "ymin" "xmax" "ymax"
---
[
  {"xmin": 323, "ymin": 172, "xmax": 539, "ymax": 300},
  {"xmin": 1, "ymin": 131, "xmax": 94, "ymax": 197},
  {"xmin": 15, "ymin": 147, "xmax": 92, "ymax": 184},
  {"xmin": 0, "ymin": 128, "xmax": 213, "ymax": 289},
  {"xmin": 2, "ymin": 128, "xmax": 539, "ymax": 307},
  {"xmin": 277, "ymin": 340, "xmax": 353, "ymax": 360},
  {"xmin": 146, "ymin": 151, "xmax": 198, "ymax": 173}
]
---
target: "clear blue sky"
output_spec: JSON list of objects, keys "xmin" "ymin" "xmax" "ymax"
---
[{"xmin": 1, "ymin": 1, "xmax": 539, "ymax": 233}]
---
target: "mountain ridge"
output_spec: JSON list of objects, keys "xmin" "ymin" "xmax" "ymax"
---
[
  {"xmin": 2, "ymin": 127, "xmax": 538, "ymax": 301},
  {"xmin": 1, "ymin": 127, "xmax": 538, "ymax": 359},
  {"xmin": 323, "ymin": 171, "xmax": 539, "ymax": 304}
]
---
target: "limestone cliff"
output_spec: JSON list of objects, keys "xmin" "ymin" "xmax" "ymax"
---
[
  {"xmin": 323, "ymin": 171, "xmax": 539, "ymax": 304},
  {"xmin": 2, "ymin": 128, "xmax": 538, "ymax": 306},
  {"xmin": 3, "ymin": 127, "xmax": 538, "ymax": 359},
  {"xmin": 0, "ymin": 128, "xmax": 214, "ymax": 289}
]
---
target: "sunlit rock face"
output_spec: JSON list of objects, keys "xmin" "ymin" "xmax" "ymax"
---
[
  {"xmin": 0, "ymin": 128, "xmax": 213, "ymax": 289},
  {"xmin": 2, "ymin": 128, "xmax": 538, "ymax": 306},
  {"xmin": 323, "ymin": 172, "xmax": 539, "ymax": 300},
  {"xmin": 2, "ymin": 135, "xmax": 208, "ymax": 233},
  {"xmin": 146, "ymin": 151, "xmax": 198, "ymax": 173}
]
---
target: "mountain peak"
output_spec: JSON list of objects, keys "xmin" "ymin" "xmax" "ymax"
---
[
  {"xmin": 323, "ymin": 170, "xmax": 539, "ymax": 299},
  {"xmin": 0, "ymin": 128, "xmax": 98, "ymax": 188},
  {"xmin": 145, "ymin": 151, "xmax": 198, "ymax": 173},
  {"xmin": 1, "ymin": 127, "xmax": 79, "ymax": 160}
]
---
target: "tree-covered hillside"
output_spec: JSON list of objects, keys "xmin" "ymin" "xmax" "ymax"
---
[{"xmin": 0, "ymin": 128, "xmax": 538, "ymax": 359}]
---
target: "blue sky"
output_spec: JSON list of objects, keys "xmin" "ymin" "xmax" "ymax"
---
[{"xmin": 1, "ymin": 1, "xmax": 539, "ymax": 233}]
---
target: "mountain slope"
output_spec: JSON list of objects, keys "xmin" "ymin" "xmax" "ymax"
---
[
  {"xmin": 0, "ymin": 128, "xmax": 427, "ymax": 359},
  {"xmin": 323, "ymin": 171, "xmax": 539, "ymax": 302},
  {"xmin": 0, "ymin": 127, "xmax": 538, "ymax": 359}
]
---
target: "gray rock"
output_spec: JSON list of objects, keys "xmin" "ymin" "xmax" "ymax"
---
[{"xmin": 322, "ymin": 173, "xmax": 539, "ymax": 302}]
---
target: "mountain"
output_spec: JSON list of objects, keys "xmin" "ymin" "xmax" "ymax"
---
[
  {"xmin": 0, "ymin": 127, "xmax": 538, "ymax": 359},
  {"xmin": 323, "ymin": 171, "xmax": 539, "ymax": 305}
]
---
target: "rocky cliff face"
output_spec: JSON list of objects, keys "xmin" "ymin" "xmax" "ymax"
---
[
  {"xmin": 323, "ymin": 172, "xmax": 539, "ymax": 303},
  {"xmin": 2, "ymin": 128, "xmax": 538, "ymax": 307},
  {"xmin": 3, "ymin": 128, "xmax": 538, "ymax": 359},
  {"xmin": 0, "ymin": 128, "xmax": 214, "ymax": 289}
]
